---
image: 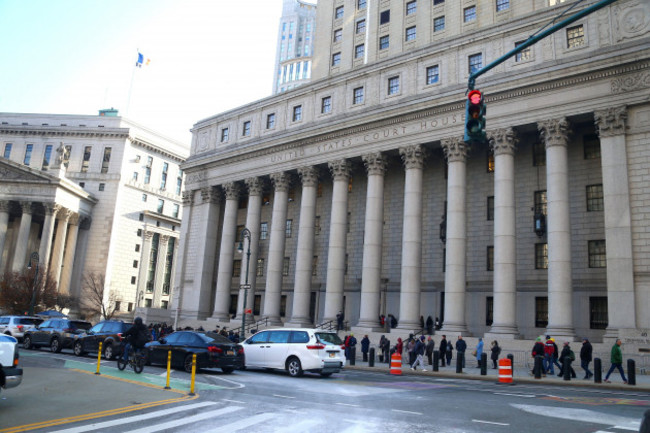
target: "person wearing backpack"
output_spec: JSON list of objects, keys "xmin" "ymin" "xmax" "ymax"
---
[
  {"xmin": 121, "ymin": 317, "xmax": 148, "ymax": 362},
  {"xmin": 558, "ymin": 341, "xmax": 577, "ymax": 378}
]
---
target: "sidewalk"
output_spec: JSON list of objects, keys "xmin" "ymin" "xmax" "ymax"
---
[{"xmin": 344, "ymin": 359, "xmax": 650, "ymax": 391}]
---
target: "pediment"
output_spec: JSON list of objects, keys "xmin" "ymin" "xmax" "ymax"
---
[{"xmin": 0, "ymin": 159, "xmax": 55, "ymax": 183}]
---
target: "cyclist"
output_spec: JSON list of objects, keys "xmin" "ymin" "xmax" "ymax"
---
[{"xmin": 121, "ymin": 317, "xmax": 149, "ymax": 362}]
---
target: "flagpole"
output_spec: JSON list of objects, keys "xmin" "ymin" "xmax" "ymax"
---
[{"xmin": 125, "ymin": 57, "xmax": 137, "ymax": 117}]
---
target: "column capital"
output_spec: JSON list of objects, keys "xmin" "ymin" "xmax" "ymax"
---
[
  {"xmin": 328, "ymin": 159, "xmax": 351, "ymax": 181},
  {"xmin": 223, "ymin": 182, "xmax": 241, "ymax": 200},
  {"xmin": 57, "ymin": 209, "xmax": 72, "ymax": 222},
  {"xmin": 182, "ymin": 190, "xmax": 194, "ymax": 206},
  {"xmin": 43, "ymin": 202, "xmax": 61, "ymax": 216},
  {"xmin": 270, "ymin": 172, "xmax": 292, "ymax": 192},
  {"xmin": 160, "ymin": 234, "xmax": 170, "ymax": 245},
  {"xmin": 298, "ymin": 166, "xmax": 319, "ymax": 187},
  {"xmin": 245, "ymin": 177, "xmax": 265, "ymax": 196},
  {"xmin": 200, "ymin": 186, "xmax": 221, "ymax": 204},
  {"xmin": 595, "ymin": 106, "xmax": 627, "ymax": 138},
  {"xmin": 0, "ymin": 200, "xmax": 10, "ymax": 213},
  {"xmin": 399, "ymin": 145, "xmax": 426, "ymax": 169},
  {"xmin": 538, "ymin": 118, "xmax": 571, "ymax": 149},
  {"xmin": 488, "ymin": 128, "xmax": 518, "ymax": 156},
  {"xmin": 441, "ymin": 136, "xmax": 469, "ymax": 163},
  {"xmin": 144, "ymin": 231, "xmax": 155, "ymax": 240},
  {"xmin": 19, "ymin": 201, "xmax": 33, "ymax": 214},
  {"xmin": 68, "ymin": 213, "xmax": 80, "ymax": 226},
  {"xmin": 362, "ymin": 152, "xmax": 387, "ymax": 175},
  {"xmin": 79, "ymin": 215, "xmax": 92, "ymax": 230}
]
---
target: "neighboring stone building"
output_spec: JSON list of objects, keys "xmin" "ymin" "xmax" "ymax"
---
[
  {"xmin": 0, "ymin": 110, "xmax": 188, "ymax": 320},
  {"xmin": 272, "ymin": 0, "xmax": 317, "ymax": 94},
  {"xmin": 176, "ymin": 0, "xmax": 650, "ymax": 343}
]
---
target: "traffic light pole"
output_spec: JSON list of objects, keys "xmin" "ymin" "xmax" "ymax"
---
[{"xmin": 467, "ymin": 0, "xmax": 618, "ymax": 91}]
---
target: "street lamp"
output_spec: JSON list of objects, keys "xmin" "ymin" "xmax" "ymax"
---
[
  {"xmin": 237, "ymin": 227, "xmax": 252, "ymax": 340},
  {"xmin": 27, "ymin": 252, "xmax": 39, "ymax": 316}
]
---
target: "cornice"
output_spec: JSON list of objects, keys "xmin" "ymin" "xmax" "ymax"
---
[
  {"xmin": 129, "ymin": 137, "xmax": 186, "ymax": 163},
  {"xmin": 0, "ymin": 124, "xmax": 129, "ymax": 139}
]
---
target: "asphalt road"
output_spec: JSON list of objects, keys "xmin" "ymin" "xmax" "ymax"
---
[{"xmin": 1, "ymin": 349, "xmax": 648, "ymax": 433}]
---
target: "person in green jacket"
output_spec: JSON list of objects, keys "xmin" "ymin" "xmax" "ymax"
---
[{"xmin": 604, "ymin": 339, "xmax": 628, "ymax": 384}]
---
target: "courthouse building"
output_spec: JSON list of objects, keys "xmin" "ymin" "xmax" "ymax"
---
[
  {"xmin": 175, "ymin": 0, "xmax": 650, "ymax": 342},
  {"xmin": 0, "ymin": 110, "xmax": 188, "ymax": 318}
]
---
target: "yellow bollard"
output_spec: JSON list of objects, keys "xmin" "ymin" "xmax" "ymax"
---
[
  {"xmin": 95, "ymin": 342, "xmax": 102, "ymax": 375},
  {"xmin": 164, "ymin": 350, "xmax": 172, "ymax": 390},
  {"xmin": 189, "ymin": 353, "xmax": 197, "ymax": 396}
]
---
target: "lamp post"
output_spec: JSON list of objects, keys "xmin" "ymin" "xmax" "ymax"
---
[
  {"xmin": 237, "ymin": 228, "xmax": 252, "ymax": 339},
  {"xmin": 27, "ymin": 252, "xmax": 39, "ymax": 316}
]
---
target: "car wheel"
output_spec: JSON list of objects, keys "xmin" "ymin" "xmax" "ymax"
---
[
  {"xmin": 50, "ymin": 338, "xmax": 62, "ymax": 353},
  {"xmin": 73, "ymin": 341, "xmax": 86, "ymax": 356},
  {"xmin": 286, "ymin": 357, "xmax": 304, "ymax": 377},
  {"xmin": 320, "ymin": 372, "xmax": 333, "ymax": 378},
  {"xmin": 23, "ymin": 336, "xmax": 33, "ymax": 350},
  {"xmin": 221, "ymin": 367, "xmax": 234, "ymax": 374},
  {"xmin": 184, "ymin": 354, "xmax": 196, "ymax": 373},
  {"xmin": 104, "ymin": 344, "xmax": 114, "ymax": 360}
]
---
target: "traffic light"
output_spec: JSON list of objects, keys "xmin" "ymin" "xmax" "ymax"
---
[{"xmin": 464, "ymin": 89, "xmax": 486, "ymax": 145}]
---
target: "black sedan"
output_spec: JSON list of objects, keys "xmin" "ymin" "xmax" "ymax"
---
[{"xmin": 144, "ymin": 331, "xmax": 244, "ymax": 374}]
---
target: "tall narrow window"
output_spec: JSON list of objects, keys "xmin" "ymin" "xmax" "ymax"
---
[
  {"xmin": 283, "ymin": 257, "xmax": 290, "ymax": 276},
  {"xmin": 221, "ymin": 127, "xmax": 229, "ymax": 142},
  {"xmin": 583, "ymin": 134, "xmax": 601, "ymax": 159},
  {"xmin": 534, "ymin": 190, "xmax": 547, "ymax": 216},
  {"xmin": 260, "ymin": 222, "xmax": 268, "ymax": 240},
  {"xmin": 379, "ymin": 35, "xmax": 389, "ymax": 50},
  {"xmin": 321, "ymin": 96, "xmax": 332, "ymax": 114},
  {"xmin": 388, "ymin": 76, "xmax": 400, "ymax": 95},
  {"xmin": 356, "ymin": 19, "xmax": 366, "ymax": 34},
  {"xmin": 157, "ymin": 199, "xmax": 164, "ymax": 214},
  {"xmin": 380, "ymin": 10, "xmax": 390, "ymax": 24},
  {"xmin": 3, "ymin": 143, "xmax": 12, "ymax": 159},
  {"xmin": 533, "ymin": 141, "xmax": 546, "ymax": 166},
  {"xmin": 353, "ymin": 87, "xmax": 364, "ymax": 104},
  {"xmin": 256, "ymin": 258, "xmax": 265, "ymax": 277},
  {"xmin": 333, "ymin": 29, "xmax": 342, "ymax": 43},
  {"xmin": 81, "ymin": 146, "xmax": 91, "ymax": 172},
  {"xmin": 586, "ymin": 184, "xmax": 604, "ymax": 211},
  {"xmin": 285, "ymin": 219, "xmax": 293, "ymax": 238},
  {"xmin": 312, "ymin": 256, "xmax": 318, "ymax": 276},
  {"xmin": 162, "ymin": 237, "xmax": 175, "ymax": 295},
  {"xmin": 486, "ymin": 296, "xmax": 494, "ymax": 326},
  {"xmin": 487, "ymin": 196, "xmax": 494, "ymax": 221},
  {"xmin": 147, "ymin": 233, "xmax": 160, "ymax": 293},
  {"xmin": 468, "ymin": 53, "xmax": 482, "ymax": 74},
  {"xmin": 588, "ymin": 240, "xmax": 606, "ymax": 268},
  {"xmin": 487, "ymin": 246, "xmax": 494, "ymax": 271},
  {"xmin": 23, "ymin": 144, "xmax": 33, "ymax": 166},
  {"xmin": 405, "ymin": 26, "xmax": 416, "ymax": 41},
  {"xmin": 101, "ymin": 147, "xmax": 111, "ymax": 173},
  {"xmin": 589, "ymin": 297, "xmax": 608, "ymax": 329},
  {"xmin": 332, "ymin": 52, "xmax": 341, "ymax": 66},
  {"xmin": 172, "ymin": 203, "xmax": 180, "ymax": 218},
  {"xmin": 535, "ymin": 243, "xmax": 548, "ymax": 269},
  {"xmin": 335, "ymin": 6, "xmax": 344, "ymax": 19},
  {"xmin": 242, "ymin": 121, "xmax": 251, "ymax": 136},
  {"xmin": 144, "ymin": 156, "xmax": 153, "ymax": 184},
  {"xmin": 42, "ymin": 144, "xmax": 53, "ymax": 169},
  {"xmin": 535, "ymin": 297, "xmax": 548, "ymax": 328},
  {"xmin": 292, "ymin": 105, "xmax": 302, "ymax": 122},
  {"xmin": 355, "ymin": 44, "xmax": 365, "ymax": 59},
  {"xmin": 160, "ymin": 162, "xmax": 168, "ymax": 190},
  {"xmin": 266, "ymin": 113, "xmax": 276, "ymax": 129},
  {"xmin": 232, "ymin": 260, "xmax": 242, "ymax": 278},
  {"xmin": 487, "ymin": 149, "xmax": 495, "ymax": 172}
]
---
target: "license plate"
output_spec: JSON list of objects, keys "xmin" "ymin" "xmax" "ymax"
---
[
  {"xmin": 227, "ymin": 350, "xmax": 234, "ymax": 356},
  {"xmin": 329, "ymin": 352, "xmax": 336, "ymax": 358}
]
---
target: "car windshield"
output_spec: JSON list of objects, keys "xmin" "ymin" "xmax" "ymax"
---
[
  {"xmin": 315, "ymin": 332, "xmax": 343, "ymax": 345},
  {"xmin": 17, "ymin": 318, "xmax": 42, "ymax": 325},
  {"xmin": 70, "ymin": 321, "xmax": 92, "ymax": 330},
  {"xmin": 204, "ymin": 332, "xmax": 233, "ymax": 344}
]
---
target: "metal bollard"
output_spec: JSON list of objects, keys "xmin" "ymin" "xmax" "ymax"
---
[
  {"xmin": 594, "ymin": 358, "xmax": 602, "ymax": 383},
  {"xmin": 369, "ymin": 348, "xmax": 375, "ymax": 367},
  {"xmin": 563, "ymin": 357, "xmax": 571, "ymax": 381},
  {"xmin": 627, "ymin": 359, "xmax": 636, "ymax": 386},
  {"xmin": 95, "ymin": 341, "xmax": 103, "ymax": 375},
  {"xmin": 165, "ymin": 350, "xmax": 172, "ymax": 390},
  {"xmin": 433, "ymin": 351, "xmax": 439, "ymax": 372},
  {"xmin": 456, "ymin": 352, "xmax": 463, "ymax": 374},
  {"xmin": 507, "ymin": 354, "xmax": 514, "ymax": 376},
  {"xmin": 350, "ymin": 346, "xmax": 356, "ymax": 366},
  {"xmin": 480, "ymin": 353, "xmax": 487, "ymax": 376},
  {"xmin": 534, "ymin": 355, "xmax": 543, "ymax": 379},
  {"xmin": 189, "ymin": 353, "xmax": 197, "ymax": 396}
]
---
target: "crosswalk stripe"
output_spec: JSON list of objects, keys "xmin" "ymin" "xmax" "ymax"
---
[
  {"xmin": 203, "ymin": 412, "xmax": 276, "ymax": 432},
  {"xmin": 48, "ymin": 402, "xmax": 217, "ymax": 433},
  {"xmin": 128, "ymin": 406, "xmax": 244, "ymax": 433}
]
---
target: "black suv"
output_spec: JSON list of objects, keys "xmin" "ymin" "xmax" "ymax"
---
[
  {"xmin": 23, "ymin": 319, "xmax": 92, "ymax": 353},
  {"xmin": 73, "ymin": 321, "xmax": 132, "ymax": 360}
]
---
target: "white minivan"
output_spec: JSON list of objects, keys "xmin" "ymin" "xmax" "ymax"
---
[{"xmin": 243, "ymin": 328, "xmax": 345, "ymax": 377}]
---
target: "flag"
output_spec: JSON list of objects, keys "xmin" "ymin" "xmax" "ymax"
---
[{"xmin": 135, "ymin": 52, "xmax": 150, "ymax": 68}]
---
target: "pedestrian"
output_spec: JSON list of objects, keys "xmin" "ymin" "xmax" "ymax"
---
[
  {"xmin": 425, "ymin": 336, "xmax": 435, "ymax": 366},
  {"xmin": 348, "ymin": 333, "xmax": 357, "ymax": 359},
  {"xmin": 379, "ymin": 335, "xmax": 388, "ymax": 363},
  {"xmin": 336, "ymin": 311, "xmax": 344, "ymax": 331},
  {"xmin": 580, "ymin": 337, "xmax": 593, "ymax": 379},
  {"xmin": 490, "ymin": 340, "xmax": 501, "ymax": 369},
  {"xmin": 475, "ymin": 337, "xmax": 484, "ymax": 368},
  {"xmin": 551, "ymin": 338, "xmax": 562, "ymax": 372},
  {"xmin": 395, "ymin": 337, "xmax": 403, "ymax": 358},
  {"xmin": 411, "ymin": 336, "xmax": 428, "ymax": 372},
  {"xmin": 419, "ymin": 316, "xmax": 425, "ymax": 331},
  {"xmin": 456, "ymin": 335, "xmax": 467, "ymax": 368},
  {"xmin": 439, "ymin": 335, "xmax": 447, "ymax": 367},
  {"xmin": 361, "ymin": 334, "xmax": 370, "ymax": 362},
  {"xmin": 532, "ymin": 337, "xmax": 545, "ymax": 375},
  {"xmin": 435, "ymin": 317, "xmax": 440, "ymax": 330},
  {"xmin": 543, "ymin": 335, "xmax": 555, "ymax": 375},
  {"xmin": 426, "ymin": 316, "xmax": 434, "ymax": 335},
  {"xmin": 604, "ymin": 339, "xmax": 628, "ymax": 384},
  {"xmin": 344, "ymin": 335, "xmax": 350, "ymax": 359},
  {"xmin": 390, "ymin": 314, "xmax": 397, "ymax": 329},
  {"xmin": 445, "ymin": 338, "xmax": 453, "ymax": 366},
  {"xmin": 407, "ymin": 335, "xmax": 416, "ymax": 365},
  {"xmin": 558, "ymin": 341, "xmax": 576, "ymax": 378}
]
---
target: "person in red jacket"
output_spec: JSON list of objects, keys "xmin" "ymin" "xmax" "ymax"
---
[{"xmin": 544, "ymin": 336, "xmax": 556, "ymax": 375}]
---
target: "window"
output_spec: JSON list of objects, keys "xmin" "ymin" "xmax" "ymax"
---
[
  {"xmin": 285, "ymin": 219, "xmax": 293, "ymax": 238},
  {"xmin": 144, "ymin": 156, "xmax": 153, "ymax": 184},
  {"xmin": 535, "ymin": 297, "xmax": 548, "ymax": 328},
  {"xmin": 321, "ymin": 96, "xmax": 332, "ymax": 114},
  {"xmin": 283, "ymin": 257, "xmax": 290, "ymax": 276},
  {"xmin": 157, "ymin": 199, "xmax": 164, "ymax": 213},
  {"xmin": 221, "ymin": 127, "xmax": 229, "ymax": 142},
  {"xmin": 567, "ymin": 25, "xmax": 584, "ymax": 48},
  {"xmin": 256, "ymin": 258, "xmax": 265, "ymax": 277},
  {"xmin": 433, "ymin": 0, "xmax": 444, "ymax": 4},
  {"xmin": 583, "ymin": 134, "xmax": 601, "ymax": 159},
  {"xmin": 588, "ymin": 240, "xmax": 606, "ymax": 268},
  {"xmin": 315, "ymin": 216, "xmax": 321, "ymax": 235},
  {"xmin": 388, "ymin": 76, "xmax": 400, "ymax": 95},
  {"xmin": 509, "ymin": 42, "xmax": 528, "ymax": 64},
  {"xmin": 176, "ymin": 172, "xmax": 183, "ymax": 195},
  {"xmin": 405, "ymin": 26, "xmax": 416, "ymax": 41},
  {"xmin": 487, "ymin": 246, "xmax": 494, "ymax": 271},
  {"xmin": 426, "ymin": 65, "xmax": 440, "ymax": 84},
  {"xmin": 260, "ymin": 222, "xmax": 268, "ymax": 240},
  {"xmin": 496, "ymin": 0, "xmax": 509, "ymax": 12},
  {"xmin": 98, "ymin": 183, "xmax": 105, "ymax": 191},
  {"xmin": 379, "ymin": 35, "xmax": 389, "ymax": 50},
  {"xmin": 353, "ymin": 87, "xmax": 364, "ymax": 104},
  {"xmin": 266, "ymin": 113, "xmax": 276, "ymax": 129},
  {"xmin": 22, "ymin": 144, "xmax": 34, "ymax": 165},
  {"xmin": 292, "ymin": 105, "xmax": 302, "ymax": 122},
  {"xmin": 533, "ymin": 141, "xmax": 546, "ymax": 166},
  {"xmin": 356, "ymin": 19, "xmax": 366, "ymax": 34},
  {"xmin": 139, "ymin": 213, "xmax": 144, "ymax": 222},
  {"xmin": 535, "ymin": 243, "xmax": 548, "ymax": 269},
  {"xmin": 128, "ymin": 302, "xmax": 133, "ymax": 311},
  {"xmin": 79, "ymin": 182, "xmax": 85, "ymax": 188},
  {"xmin": 43, "ymin": 144, "xmax": 53, "ymax": 168},
  {"xmin": 133, "ymin": 260, "xmax": 138, "ymax": 268},
  {"xmin": 3, "ymin": 143, "xmax": 12, "ymax": 159},
  {"xmin": 487, "ymin": 149, "xmax": 495, "ymax": 172},
  {"xmin": 332, "ymin": 52, "xmax": 341, "ymax": 66},
  {"xmin": 242, "ymin": 121, "xmax": 251, "ymax": 136},
  {"xmin": 464, "ymin": 6, "xmax": 477, "ymax": 22},
  {"xmin": 534, "ymin": 190, "xmax": 547, "ymax": 216},
  {"xmin": 433, "ymin": 16, "xmax": 445, "ymax": 32},
  {"xmin": 161, "ymin": 300, "xmax": 168, "ymax": 309},
  {"xmin": 132, "ymin": 172, "xmax": 139, "ymax": 181},
  {"xmin": 161, "ymin": 162, "xmax": 168, "ymax": 190},
  {"xmin": 81, "ymin": 146, "xmax": 91, "ymax": 172},
  {"xmin": 335, "ymin": 6, "xmax": 344, "ymax": 19},
  {"xmin": 355, "ymin": 44, "xmax": 365, "ymax": 59},
  {"xmin": 406, "ymin": 1, "xmax": 417, "ymax": 15},
  {"xmin": 589, "ymin": 297, "xmax": 608, "ymax": 329},
  {"xmin": 586, "ymin": 185, "xmax": 604, "ymax": 212},
  {"xmin": 486, "ymin": 296, "xmax": 493, "ymax": 326},
  {"xmin": 468, "ymin": 53, "xmax": 482, "ymax": 74},
  {"xmin": 333, "ymin": 29, "xmax": 342, "ymax": 42},
  {"xmin": 380, "ymin": 10, "xmax": 390, "ymax": 24},
  {"xmin": 358, "ymin": 0, "xmax": 366, "ymax": 9},
  {"xmin": 487, "ymin": 196, "xmax": 494, "ymax": 221},
  {"xmin": 101, "ymin": 147, "xmax": 111, "ymax": 173},
  {"xmin": 142, "ymin": 193, "xmax": 147, "ymax": 202},
  {"xmin": 115, "ymin": 301, "xmax": 121, "ymax": 311},
  {"xmin": 312, "ymin": 256, "xmax": 318, "ymax": 276},
  {"xmin": 172, "ymin": 203, "xmax": 180, "ymax": 218},
  {"xmin": 233, "ymin": 260, "xmax": 241, "ymax": 278},
  {"xmin": 135, "ymin": 244, "xmax": 140, "ymax": 252}
]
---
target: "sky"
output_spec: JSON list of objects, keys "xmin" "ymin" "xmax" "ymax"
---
[{"xmin": 0, "ymin": 0, "xmax": 294, "ymax": 145}]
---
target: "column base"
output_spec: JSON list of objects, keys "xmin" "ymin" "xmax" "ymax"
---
[
  {"xmin": 284, "ymin": 317, "xmax": 314, "ymax": 328},
  {"xmin": 206, "ymin": 314, "xmax": 231, "ymax": 323},
  {"xmin": 484, "ymin": 324, "xmax": 520, "ymax": 340},
  {"xmin": 351, "ymin": 325, "xmax": 385, "ymax": 334},
  {"xmin": 441, "ymin": 323, "xmax": 470, "ymax": 335},
  {"xmin": 395, "ymin": 320, "xmax": 421, "ymax": 333},
  {"xmin": 355, "ymin": 319, "xmax": 383, "ymax": 329},
  {"xmin": 264, "ymin": 315, "xmax": 283, "ymax": 327},
  {"xmin": 545, "ymin": 326, "xmax": 576, "ymax": 341}
]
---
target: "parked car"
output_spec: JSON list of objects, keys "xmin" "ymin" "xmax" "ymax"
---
[
  {"xmin": 242, "ymin": 328, "xmax": 344, "ymax": 377},
  {"xmin": 0, "ymin": 334, "xmax": 22, "ymax": 394},
  {"xmin": 0, "ymin": 316, "xmax": 43, "ymax": 341},
  {"xmin": 73, "ymin": 320, "xmax": 132, "ymax": 360},
  {"xmin": 144, "ymin": 331, "xmax": 244, "ymax": 374},
  {"xmin": 23, "ymin": 318, "xmax": 92, "ymax": 352}
]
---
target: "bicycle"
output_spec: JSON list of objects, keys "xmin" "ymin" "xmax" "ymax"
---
[{"xmin": 117, "ymin": 346, "xmax": 145, "ymax": 374}]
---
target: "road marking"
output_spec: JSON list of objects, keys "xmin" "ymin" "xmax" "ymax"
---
[
  {"xmin": 336, "ymin": 402, "xmax": 360, "ymax": 407},
  {"xmin": 129, "ymin": 406, "xmax": 243, "ymax": 433},
  {"xmin": 494, "ymin": 392, "xmax": 536, "ymax": 398},
  {"xmin": 472, "ymin": 419, "xmax": 510, "ymax": 426},
  {"xmin": 511, "ymin": 404, "xmax": 641, "ymax": 430},
  {"xmin": 222, "ymin": 399, "xmax": 246, "ymax": 404},
  {"xmin": 613, "ymin": 426, "xmax": 641, "ymax": 431},
  {"xmin": 273, "ymin": 394, "xmax": 296, "ymax": 399},
  {"xmin": 203, "ymin": 412, "xmax": 276, "ymax": 432},
  {"xmin": 47, "ymin": 402, "xmax": 217, "ymax": 433},
  {"xmin": 391, "ymin": 409, "xmax": 422, "ymax": 415}
]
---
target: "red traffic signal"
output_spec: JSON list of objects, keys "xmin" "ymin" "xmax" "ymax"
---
[
  {"xmin": 464, "ymin": 89, "xmax": 487, "ymax": 144},
  {"xmin": 468, "ymin": 89, "xmax": 482, "ymax": 105}
]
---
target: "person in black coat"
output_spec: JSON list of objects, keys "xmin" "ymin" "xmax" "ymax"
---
[
  {"xmin": 361, "ymin": 335, "xmax": 370, "ymax": 362},
  {"xmin": 426, "ymin": 316, "xmax": 434, "ymax": 335},
  {"xmin": 439, "ymin": 335, "xmax": 448, "ymax": 367},
  {"xmin": 558, "ymin": 342, "xmax": 577, "ymax": 378},
  {"xmin": 490, "ymin": 340, "xmax": 501, "ymax": 369},
  {"xmin": 580, "ymin": 337, "xmax": 593, "ymax": 379},
  {"xmin": 425, "ymin": 336, "xmax": 435, "ymax": 366},
  {"xmin": 455, "ymin": 336, "xmax": 467, "ymax": 368}
]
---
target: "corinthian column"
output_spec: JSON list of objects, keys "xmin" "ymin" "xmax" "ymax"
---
[
  {"xmin": 486, "ymin": 128, "xmax": 519, "ymax": 338},
  {"xmin": 38, "ymin": 203, "xmax": 60, "ymax": 276},
  {"xmin": 12, "ymin": 202, "xmax": 33, "ymax": 272},
  {"xmin": 264, "ymin": 172, "xmax": 292, "ymax": 325},
  {"xmin": 539, "ymin": 118, "xmax": 574, "ymax": 338},
  {"xmin": 323, "ymin": 159, "xmax": 351, "ymax": 322},
  {"xmin": 287, "ymin": 166, "xmax": 319, "ymax": 327},
  {"xmin": 50, "ymin": 209, "xmax": 71, "ymax": 284},
  {"xmin": 58, "ymin": 213, "xmax": 80, "ymax": 294},
  {"xmin": 212, "ymin": 182, "xmax": 240, "ymax": 321},
  {"xmin": 356, "ymin": 153, "xmax": 388, "ymax": 329},
  {"xmin": 595, "ymin": 106, "xmax": 636, "ymax": 337},
  {"xmin": 441, "ymin": 137, "xmax": 470, "ymax": 334},
  {"xmin": 0, "ymin": 201, "xmax": 11, "ymax": 273}
]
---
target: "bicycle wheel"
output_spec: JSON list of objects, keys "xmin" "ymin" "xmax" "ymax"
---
[
  {"xmin": 117, "ymin": 357, "xmax": 127, "ymax": 371},
  {"xmin": 133, "ymin": 355, "xmax": 144, "ymax": 374}
]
